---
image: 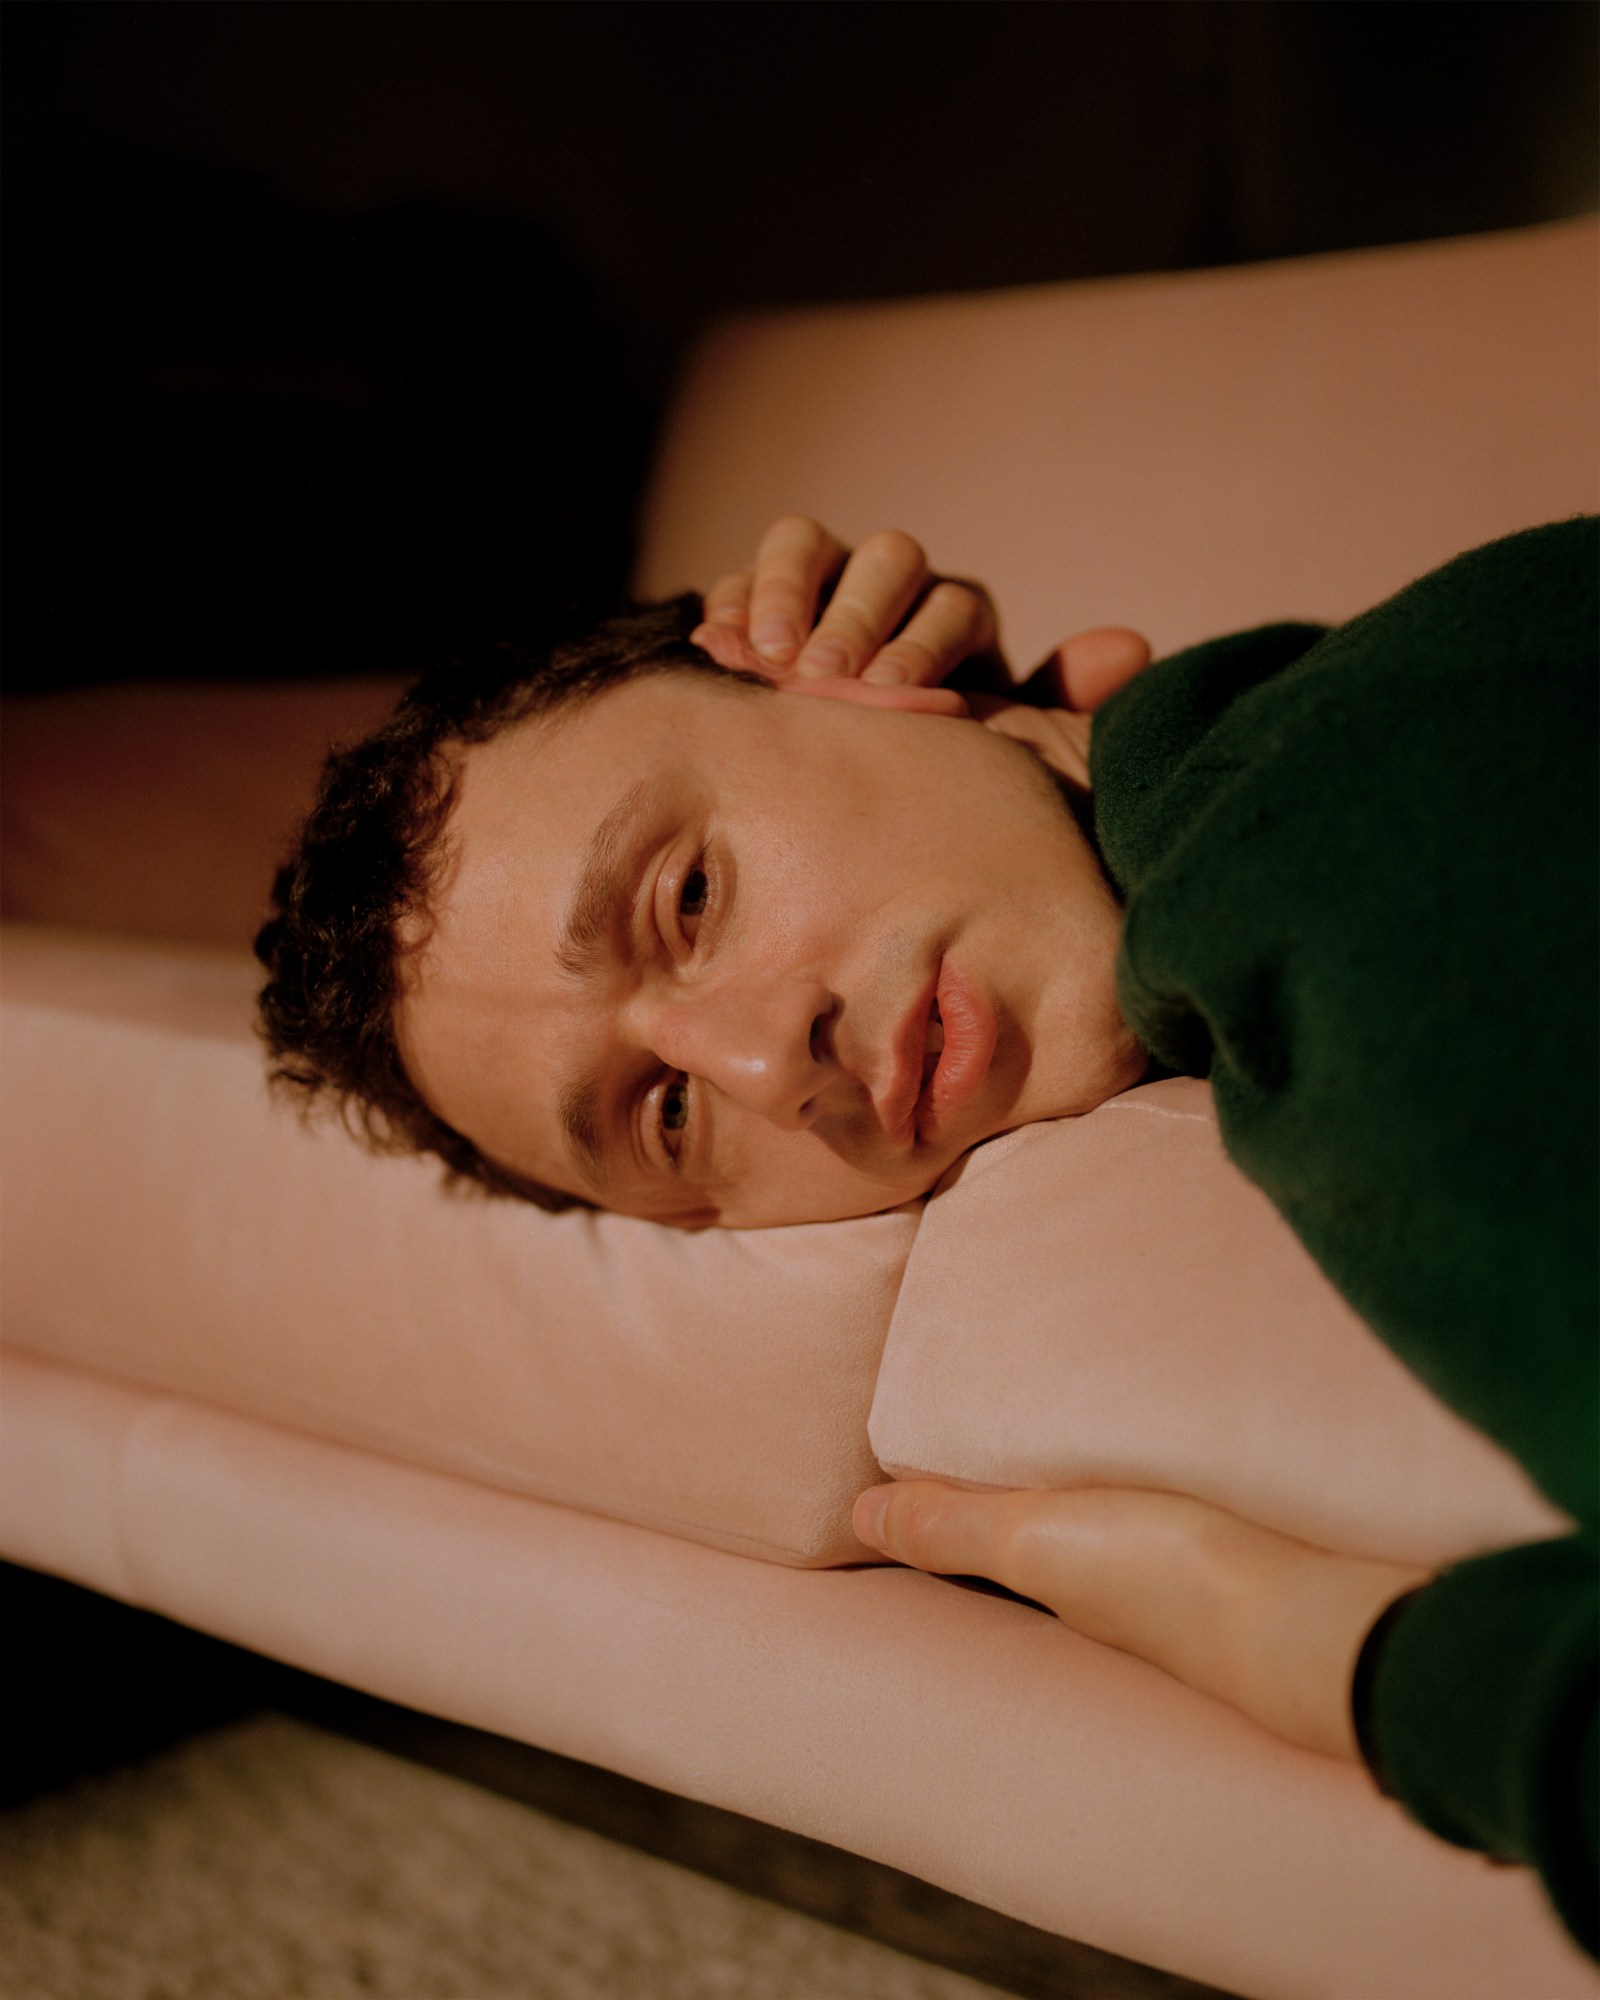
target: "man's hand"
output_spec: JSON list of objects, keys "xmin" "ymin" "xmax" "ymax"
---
[
  {"xmin": 853, "ymin": 1479, "xmax": 1427, "ymax": 1762},
  {"xmin": 693, "ymin": 515, "xmax": 1003, "ymax": 690},
  {"xmin": 692, "ymin": 515, "xmax": 1153, "ymax": 718}
]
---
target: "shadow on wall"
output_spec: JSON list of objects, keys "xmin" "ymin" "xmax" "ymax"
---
[
  {"xmin": 3, "ymin": 160, "xmax": 652, "ymax": 693},
  {"xmin": 4, "ymin": 0, "xmax": 1594, "ymax": 694}
]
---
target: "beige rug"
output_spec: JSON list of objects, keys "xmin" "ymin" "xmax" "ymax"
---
[{"xmin": 0, "ymin": 1712, "xmax": 1006, "ymax": 2000}]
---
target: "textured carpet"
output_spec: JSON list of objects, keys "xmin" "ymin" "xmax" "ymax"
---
[{"xmin": 0, "ymin": 1713, "xmax": 1006, "ymax": 2000}]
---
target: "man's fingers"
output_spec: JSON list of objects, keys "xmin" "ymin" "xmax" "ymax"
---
[
  {"xmin": 854, "ymin": 1480, "xmax": 1213, "ymax": 1659},
  {"xmin": 859, "ymin": 577, "xmax": 1001, "ymax": 688},
  {"xmin": 708, "ymin": 519, "xmax": 1012, "ymax": 691},
  {"xmin": 854, "ymin": 1481, "xmax": 1039, "ymax": 1592},
  {"xmin": 793, "ymin": 529, "xmax": 929, "ymax": 679},
  {"xmin": 747, "ymin": 516, "xmax": 849, "ymax": 667},
  {"xmin": 690, "ymin": 621, "xmax": 765, "ymax": 675},
  {"xmin": 699, "ymin": 570, "xmax": 755, "ymax": 634},
  {"xmin": 712, "ymin": 519, "xmax": 1006, "ymax": 691}
]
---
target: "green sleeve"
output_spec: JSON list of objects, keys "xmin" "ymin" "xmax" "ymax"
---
[
  {"xmin": 1091, "ymin": 519, "xmax": 1599, "ymax": 1953},
  {"xmin": 1367, "ymin": 1536, "xmax": 1598, "ymax": 1956}
]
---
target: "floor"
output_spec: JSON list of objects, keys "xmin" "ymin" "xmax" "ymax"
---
[
  {"xmin": 0, "ymin": 1710, "xmax": 1009, "ymax": 2000},
  {"xmin": 1, "ymin": 1563, "xmax": 1235, "ymax": 2000}
]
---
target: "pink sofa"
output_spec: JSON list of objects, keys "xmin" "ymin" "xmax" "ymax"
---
[{"xmin": 4, "ymin": 218, "xmax": 1597, "ymax": 2000}]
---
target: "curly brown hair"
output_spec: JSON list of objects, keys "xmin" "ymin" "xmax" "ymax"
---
[{"xmin": 254, "ymin": 594, "xmax": 770, "ymax": 1209}]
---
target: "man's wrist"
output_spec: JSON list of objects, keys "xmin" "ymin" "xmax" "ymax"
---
[{"xmin": 1226, "ymin": 1538, "xmax": 1429, "ymax": 1762}]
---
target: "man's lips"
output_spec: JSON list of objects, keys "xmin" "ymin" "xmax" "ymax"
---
[
  {"xmin": 877, "ymin": 969, "xmax": 941, "ymax": 1145},
  {"xmin": 876, "ymin": 959, "xmax": 998, "ymax": 1149},
  {"xmin": 917, "ymin": 959, "xmax": 998, "ymax": 1142}
]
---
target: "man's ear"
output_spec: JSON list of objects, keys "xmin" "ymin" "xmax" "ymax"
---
[
  {"xmin": 968, "ymin": 697, "xmax": 1093, "ymax": 794},
  {"xmin": 778, "ymin": 676, "xmax": 970, "ymax": 718}
]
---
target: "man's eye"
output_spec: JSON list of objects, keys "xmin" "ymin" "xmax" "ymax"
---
[
  {"xmin": 679, "ymin": 865, "xmax": 710, "ymax": 937},
  {"xmin": 661, "ymin": 1077, "xmax": 690, "ymax": 1145}
]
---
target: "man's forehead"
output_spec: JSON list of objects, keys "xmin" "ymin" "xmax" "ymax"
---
[
  {"xmin": 430, "ymin": 668, "xmax": 774, "ymax": 912},
  {"xmin": 452, "ymin": 671, "xmax": 730, "ymax": 815}
]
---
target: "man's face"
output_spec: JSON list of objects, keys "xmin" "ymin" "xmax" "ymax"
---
[{"xmin": 395, "ymin": 672, "xmax": 1146, "ymax": 1228}]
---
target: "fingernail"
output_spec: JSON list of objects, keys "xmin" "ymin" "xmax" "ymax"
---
[
  {"xmin": 796, "ymin": 636, "xmax": 849, "ymax": 679},
  {"xmin": 854, "ymin": 1486, "xmax": 892, "ymax": 1549},
  {"xmin": 752, "ymin": 617, "xmax": 799, "ymax": 663},
  {"xmin": 861, "ymin": 657, "xmax": 910, "ymax": 686}
]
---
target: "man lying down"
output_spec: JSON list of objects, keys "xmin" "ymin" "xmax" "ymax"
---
[{"xmin": 257, "ymin": 513, "xmax": 1597, "ymax": 1957}]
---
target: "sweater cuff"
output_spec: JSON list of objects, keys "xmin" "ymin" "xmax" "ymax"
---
[
  {"xmin": 1350, "ymin": 1585, "xmax": 1426, "ymax": 1800},
  {"xmin": 1362, "ymin": 1538, "xmax": 1598, "ymax": 1960}
]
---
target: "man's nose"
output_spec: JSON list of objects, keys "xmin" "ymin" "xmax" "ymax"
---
[{"xmin": 643, "ymin": 973, "xmax": 833, "ymax": 1129}]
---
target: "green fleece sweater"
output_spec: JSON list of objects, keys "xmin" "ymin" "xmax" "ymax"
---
[{"xmin": 1090, "ymin": 518, "xmax": 1598, "ymax": 1957}]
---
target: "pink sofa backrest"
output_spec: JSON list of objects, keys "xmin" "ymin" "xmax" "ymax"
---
[{"xmin": 639, "ymin": 219, "xmax": 1598, "ymax": 664}]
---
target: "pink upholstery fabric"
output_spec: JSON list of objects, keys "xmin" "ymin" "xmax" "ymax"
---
[
  {"xmin": 1, "ymin": 925, "xmax": 912, "ymax": 1566},
  {"xmin": 5, "ymin": 927, "xmax": 1567, "ymax": 1586},
  {"xmin": 874, "ymin": 1081, "xmax": 1568, "ymax": 1568},
  {"xmin": 5, "ymin": 1348, "xmax": 1592, "ymax": 2000},
  {"xmin": 639, "ymin": 220, "xmax": 1599, "ymax": 668}
]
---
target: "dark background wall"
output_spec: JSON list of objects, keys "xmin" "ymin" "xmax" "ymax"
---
[{"xmin": 5, "ymin": 0, "xmax": 1596, "ymax": 693}]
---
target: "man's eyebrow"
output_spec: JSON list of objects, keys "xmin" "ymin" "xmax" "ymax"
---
[
  {"xmin": 554, "ymin": 776, "xmax": 663, "ymax": 982},
  {"xmin": 553, "ymin": 775, "xmax": 670, "ymax": 1194},
  {"xmin": 558, "ymin": 1073, "xmax": 608, "ymax": 1194}
]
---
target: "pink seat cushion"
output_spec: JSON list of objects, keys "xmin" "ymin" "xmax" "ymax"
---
[{"xmin": 6, "ymin": 1345, "xmax": 1591, "ymax": 2000}]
